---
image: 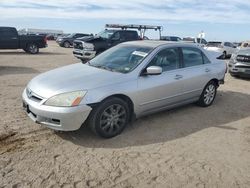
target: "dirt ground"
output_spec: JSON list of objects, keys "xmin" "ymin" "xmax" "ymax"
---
[{"xmin": 0, "ymin": 41, "xmax": 250, "ymax": 188}]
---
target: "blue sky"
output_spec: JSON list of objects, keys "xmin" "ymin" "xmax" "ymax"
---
[{"xmin": 0, "ymin": 0, "xmax": 250, "ymax": 41}]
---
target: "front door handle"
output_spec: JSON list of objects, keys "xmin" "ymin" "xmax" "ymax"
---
[
  {"xmin": 175, "ymin": 74, "xmax": 183, "ymax": 80},
  {"xmin": 11, "ymin": 37, "xmax": 18, "ymax": 40}
]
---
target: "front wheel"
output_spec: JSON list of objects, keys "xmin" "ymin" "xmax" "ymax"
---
[
  {"xmin": 222, "ymin": 51, "xmax": 227, "ymax": 59},
  {"xmin": 88, "ymin": 97, "xmax": 129, "ymax": 138},
  {"xmin": 26, "ymin": 43, "xmax": 39, "ymax": 54},
  {"xmin": 197, "ymin": 81, "xmax": 217, "ymax": 107},
  {"xmin": 63, "ymin": 41, "xmax": 70, "ymax": 48}
]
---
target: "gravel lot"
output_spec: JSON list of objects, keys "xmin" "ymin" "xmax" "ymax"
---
[{"xmin": 0, "ymin": 41, "xmax": 250, "ymax": 188}]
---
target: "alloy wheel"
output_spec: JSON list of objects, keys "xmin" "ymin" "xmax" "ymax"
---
[
  {"xmin": 99, "ymin": 104, "xmax": 127, "ymax": 135},
  {"xmin": 204, "ymin": 84, "xmax": 216, "ymax": 105}
]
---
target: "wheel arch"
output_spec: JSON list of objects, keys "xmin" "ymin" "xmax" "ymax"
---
[
  {"xmin": 209, "ymin": 78, "xmax": 219, "ymax": 87},
  {"xmin": 88, "ymin": 94, "xmax": 135, "ymax": 121}
]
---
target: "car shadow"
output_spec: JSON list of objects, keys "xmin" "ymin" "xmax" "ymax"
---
[
  {"xmin": 57, "ymin": 90, "xmax": 250, "ymax": 148},
  {"xmin": 0, "ymin": 66, "xmax": 40, "ymax": 76},
  {"xmin": 0, "ymin": 51, "xmax": 65, "ymax": 55}
]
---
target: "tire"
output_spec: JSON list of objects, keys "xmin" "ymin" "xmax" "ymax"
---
[
  {"xmin": 197, "ymin": 81, "xmax": 217, "ymax": 107},
  {"xmin": 63, "ymin": 41, "xmax": 70, "ymax": 48},
  {"xmin": 88, "ymin": 97, "xmax": 130, "ymax": 138},
  {"xmin": 222, "ymin": 51, "xmax": 227, "ymax": 59},
  {"xmin": 80, "ymin": 59, "xmax": 88, "ymax": 64},
  {"xmin": 230, "ymin": 73, "xmax": 240, "ymax": 78},
  {"xmin": 26, "ymin": 43, "xmax": 39, "ymax": 54}
]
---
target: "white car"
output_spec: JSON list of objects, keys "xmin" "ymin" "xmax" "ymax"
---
[{"xmin": 205, "ymin": 42, "xmax": 236, "ymax": 59}]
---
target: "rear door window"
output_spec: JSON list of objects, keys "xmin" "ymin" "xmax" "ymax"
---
[
  {"xmin": 182, "ymin": 47, "xmax": 204, "ymax": 67},
  {"xmin": 124, "ymin": 31, "xmax": 138, "ymax": 40}
]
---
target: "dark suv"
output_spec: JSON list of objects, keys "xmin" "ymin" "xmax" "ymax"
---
[
  {"xmin": 73, "ymin": 29, "xmax": 139, "ymax": 61},
  {"xmin": 56, "ymin": 33, "xmax": 91, "ymax": 48}
]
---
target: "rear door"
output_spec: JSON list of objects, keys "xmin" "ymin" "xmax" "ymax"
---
[
  {"xmin": 178, "ymin": 47, "xmax": 213, "ymax": 100},
  {"xmin": 137, "ymin": 47, "xmax": 185, "ymax": 114},
  {"xmin": 0, "ymin": 28, "xmax": 18, "ymax": 49}
]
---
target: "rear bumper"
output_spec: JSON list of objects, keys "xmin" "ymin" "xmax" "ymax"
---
[
  {"xmin": 73, "ymin": 49, "xmax": 96, "ymax": 60},
  {"xmin": 22, "ymin": 89, "xmax": 92, "ymax": 131}
]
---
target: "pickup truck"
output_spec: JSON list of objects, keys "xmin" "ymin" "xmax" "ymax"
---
[
  {"xmin": 0, "ymin": 27, "xmax": 47, "ymax": 54},
  {"xmin": 73, "ymin": 29, "xmax": 140, "ymax": 61}
]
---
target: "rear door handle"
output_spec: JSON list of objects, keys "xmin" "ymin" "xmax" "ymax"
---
[
  {"xmin": 11, "ymin": 37, "xmax": 18, "ymax": 40},
  {"xmin": 175, "ymin": 74, "xmax": 183, "ymax": 80},
  {"xmin": 205, "ymin": 68, "xmax": 211, "ymax": 72}
]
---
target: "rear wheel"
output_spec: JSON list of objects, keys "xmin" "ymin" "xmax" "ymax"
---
[
  {"xmin": 26, "ymin": 43, "xmax": 39, "ymax": 54},
  {"xmin": 88, "ymin": 97, "xmax": 129, "ymax": 138},
  {"xmin": 197, "ymin": 81, "xmax": 217, "ymax": 107}
]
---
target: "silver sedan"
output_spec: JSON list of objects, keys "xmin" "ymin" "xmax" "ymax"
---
[{"xmin": 23, "ymin": 41, "xmax": 226, "ymax": 138}]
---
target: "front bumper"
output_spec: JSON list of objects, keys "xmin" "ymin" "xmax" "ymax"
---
[
  {"xmin": 73, "ymin": 49, "xmax": 96, "ymax": 60},
  {"xmin": 228, "ymin": 62, "xmax": 250, "ymax": 77},
  {"xmin": 22, "ymin": 89, "xmax": 92, "ymax": 131}
]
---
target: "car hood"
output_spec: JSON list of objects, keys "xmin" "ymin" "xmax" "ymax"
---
[{"xmin": 27, "ymin": 63, "xmax": 128, "ymax": 99}]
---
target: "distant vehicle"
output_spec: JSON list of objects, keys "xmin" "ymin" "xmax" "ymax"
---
[
  {"xmin": 73, "ymin": 29, "xmax": 140, "ymax": 61},
  {"xmin": 204, "ymin": 41, "xmax": 236, "ymax": 59},
  {"xmin": 229, "ymin": 47, "xmax": 250, "ymax": 78},
  {"xmin": 46, "ymin": 34, "xmax": 55, "ymax": 40},
  {"xmin": 56, "ymin": 33, "xmax": 91, "ymax": 48},
  {"xmin": 23, "ymin": 41, "xmax": 226, "ymax": 138},
  {"xmin": 73, "ymin": 24, "xmax": 163, "ymax": 62},
  {"xmin": 161, "ymin": 36, "xmax": 182, "ymax": 41},
  {"xmin": 240, "ymin": 41, "xmax": 250, "ymax": 48},
  {"xmin": 182, "ymin": 37, "xmax": 207, "ymax": 45},
  {"xmin": 0, "ymin": 27, "xmax": 47, "ymax": 54}
]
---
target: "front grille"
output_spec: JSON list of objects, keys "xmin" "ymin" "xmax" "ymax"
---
[
  {"xmin": 26, "ymin": 88, "xmax": 43, "ymax": 102},
  {"xmin": 236, "ymin": 55, "xmax": 250, "ymax": 63},
  {"xmin": 74, "ymin": 41, "xmax": 83, "ymax": 50},
  {"xmin": 235, "ymin": 65, "xmax": 250, "ymax": 69}
]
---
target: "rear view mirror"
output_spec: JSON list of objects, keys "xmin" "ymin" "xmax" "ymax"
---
[{"xmin": 146, "ymin": 66, "xmax": 162, "ymax": 75}]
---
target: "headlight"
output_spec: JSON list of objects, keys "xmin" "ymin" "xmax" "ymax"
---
[
  {"xmin": 230, "ymin": 53, "xmax": 237, "ymax": 64},
  {"xmin": 44, "ymin": 91, "xmax": 87, "ymax": 107},
  {"xmin": 83, "ymin": 42, "xmax": 94, "ymax": 50},
  {"xmin": 57, "ymin": 38, "xmax": 62, "ymax": 41}
]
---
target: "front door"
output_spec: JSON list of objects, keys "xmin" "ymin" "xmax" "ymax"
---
[{"xmin": 137, "ymin": 47, "xmax": 184, "ymax": 114}]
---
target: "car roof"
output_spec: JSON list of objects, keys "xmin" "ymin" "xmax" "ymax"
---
[{"xmin": 122, "ymin": 40, "xmax": 199, "ymax": 48}]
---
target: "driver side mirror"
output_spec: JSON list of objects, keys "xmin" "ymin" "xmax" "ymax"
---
[{"xmin": 145, "ymin": 66, "xmax": 162, "ymax": 75}]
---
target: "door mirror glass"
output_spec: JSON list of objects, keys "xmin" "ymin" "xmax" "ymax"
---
[{"xmin": 146, "ymin": 66, "xmax": 162, "ymax": 75}]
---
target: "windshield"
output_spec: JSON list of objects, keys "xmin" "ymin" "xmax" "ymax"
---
[
  {"xmin": 97, "ymin": 30, "xmax": 115, "ymax": 39},
  {"xmin": 88, "ymin": 44, "xmax": 153, "ymax": 73},
  {"xmin": 207, "ymin": 42, "xmax": 222, "ymax": 47}
]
